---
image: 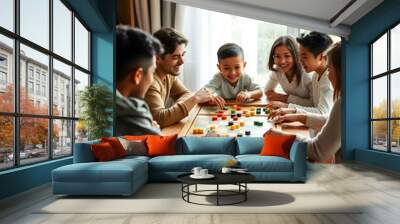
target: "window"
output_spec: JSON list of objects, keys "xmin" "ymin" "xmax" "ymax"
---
[
  {"xmin": 371, "ymin": 23, "xmax": 400, "ymax": 153},
  {"xmin": 0, "ymin": 0, "xmax": 91, "ymax": 170},
  {"xmin": 180, "ymin": 5, "xmax": 339, "ymax": 90},
  {"xmin": 0, "ymin": 71, "xmax": 6, "ymax": 85}
]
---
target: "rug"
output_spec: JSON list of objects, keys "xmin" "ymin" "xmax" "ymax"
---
[{"xmin": 38, "ymin": 183, "xmax": 362, "ymax": 214}]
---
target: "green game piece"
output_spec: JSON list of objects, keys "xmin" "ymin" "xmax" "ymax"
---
[
  {"xmin": 231, "ymin": 110, "xmax": 236, "ymax": 115},
  {"xmin": 256, "ymin": 110, "xmax": 261, "ymax": 114},
  {"xmin": 254, "ymin": 121, "xmax": 263, "ymax": 126}
]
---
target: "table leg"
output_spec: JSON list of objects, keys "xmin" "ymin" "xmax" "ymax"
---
[{"xmin": 217, "ymin": 184, "xmax": 219, "ymax": 206}]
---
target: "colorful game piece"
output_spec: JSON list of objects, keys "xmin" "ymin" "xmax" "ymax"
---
[
  {"xmin": 228, "ymin": 121, "xmax": 234, "ymax": 126},
  {"xmin": 231, "ymin": 110, "xmax": 236, "ymax": 115},
  {"xmin": 233, "ymin": 116, "xmax": 238, "ymax": 121},
  {"xmin": 245, "ymin": 130, "xmax": 251, "ymax": 136},
  {"xmin": 218, "ymin": 110, "xmax": 224, "ymax": 114},
  {"xmin": 236, "ymin": 106, "xmax": 241, "ymax": 111},
  {"xmin": 250, "ymin": 111, "xmax": 255, "ymax": 116},
  {"xmin": 193, "ymin": 128, "xmax": 204, "ymax": 134},
  {"xmin": 212, "ymin": 116, "xmax": 218, "ymax": 121},
  {"xmin": 217, "ymin": 113, "xmax": 223, "ymax": 117},
  {"xmin": 240, "ymin": 121, "xmax": 245, "ymax": 127},
  {"xmin": 250, "ymin": 107, "xmax": 256, "ymax": 111},
  {"xmin": 254, "ymin": 121, "xmax": 264, "ymax": 126},
  {"xmin": 245, "ymin": 113, "xmax": 251, "ymax": 118},
  {"xmin": 221, "ymin": 115, "xmax": 227, "ymax": 120},
  {"xmin": 237, "ymin": 113, "xmax": 242, "ymax": 117},
  {"xmin": 230, "ymin": 125, "xmax": 236, "ymax": 130},
  {"xmin": 243, "ymin": 110, "xmax": 249, "ymax": 114},
  {"xmin": 209, "ymin": 125, "xmax": 216, "ymax": 131},
  {"xmin": 232, "ymin": 105, "xmax": 237, "ymax": 109},
  {"xmin": 256, "ymin": 110, "xmax": 261, "ymax": 115}
]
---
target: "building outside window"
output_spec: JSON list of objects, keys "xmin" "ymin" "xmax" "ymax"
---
[
  {"xmin": 0, "ymin": 0, "xmax": 91, "ymax": 170},
  {"xmin": 370, "ymin": 23, "xmax": 400, "ymax": 153}
]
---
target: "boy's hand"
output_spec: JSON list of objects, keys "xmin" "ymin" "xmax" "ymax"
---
[
  {"xmin": 209, "ymin": 95, "xmax": 225, "ymax": 109},
  {"xmin": 273, "ymin": 114, "xmax": 306, "ymax": 124},
  {"xmin": 268, "ymin": 108, "xmax": 297, "ymax": 120},
  {"xmin": 266, "ymin": 90, "xmax": 288, "ymax": 102},
  {"xmin": 267, "ymin": 101, "xmax": 288, "ymax": 109},
  {"xmin": 193, "ymin": 88, "xmax": 214, "ymax": 103},
  {"xmin": 236, "ymin": 91, "xmax": 250, "ymax": 103}
]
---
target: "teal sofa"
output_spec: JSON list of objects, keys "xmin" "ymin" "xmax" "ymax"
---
[{"xmin": 52, "ymin": 137, "xmax": 306, "ymax": 196}]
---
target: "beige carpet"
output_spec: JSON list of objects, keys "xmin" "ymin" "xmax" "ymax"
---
[{"xmin": 38, "ymin": 183, "xmax": 362, "ymax": 214}]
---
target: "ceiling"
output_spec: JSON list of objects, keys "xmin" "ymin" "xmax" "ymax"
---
[{"xmin": 168, "ymin": 0, "xmax": 384, "ymax": 37}]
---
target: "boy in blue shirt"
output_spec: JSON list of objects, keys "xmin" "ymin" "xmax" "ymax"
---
[{"xmin": 204, "ymin": 43, "xmax": 263, "ymax": 103}]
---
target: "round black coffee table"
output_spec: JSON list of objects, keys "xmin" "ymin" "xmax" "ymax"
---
[{"xmin": 177, "ymin": 173, "xmax": 255, "ymax": 206}]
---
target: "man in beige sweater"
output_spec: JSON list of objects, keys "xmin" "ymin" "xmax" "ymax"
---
[{"xmin": 145, "ymin": 28, "xmax": 220, "ymax": 128}]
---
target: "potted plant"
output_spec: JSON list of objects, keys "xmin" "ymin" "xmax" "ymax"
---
[{"xmin": 78, "ymin": 84, "xmax": 113, "ymax": 140}]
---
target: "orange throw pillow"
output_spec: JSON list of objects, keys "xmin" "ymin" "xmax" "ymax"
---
[
  {"xmin": 91, "ymin": 142, "xmax": 117, "ymax": 161},
  {"xmin": 146, "ymin": 135, "xmax": 177, "ymax": 157},
  {"xmin": 124, "ymin": 135, "xmax": 149, "ymax": 141},
  {"xmin": 101, "ymin": 137, "xmax": 126, "ymax": 158},
  {"xmin": 260, "ymin": 133, "xmax": 296, "ymax": 159}
]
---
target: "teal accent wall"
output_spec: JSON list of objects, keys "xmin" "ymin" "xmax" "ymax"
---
[
  {"xmin": 344, "ymin": 0, "xmax": 400, "ymax": 171},
  {"xmin": 0, "ymin": 0, "xmax": 116, "ymax": 200}
]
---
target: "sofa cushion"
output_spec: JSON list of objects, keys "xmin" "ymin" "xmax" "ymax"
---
[
  {"xmin": 53, "ymin": 158, "xmax": 147, "ymax": 183},
  {"xmin": 260, "ymin": 133, "xmax": 296, "ymax": 159},
  {"xmin": 118, "ymin": 137, "xmax": 147, "ymax": 156},
  {"xmin": 148, "ymin": 154, "xmax": 235, "ymax": 172},
  {"xmin": 177, "ymin": 137, "xmax": 236, "ymax": 155},
  {"xmin": 146, "ymin": 135, "xmax": 177, "ymax": 157},
  {"xmin": 236, "ymin": 155, "xmax": 293, "ymax": 172},
  {"xmin": 74, "ymin": 140, "xmax": 101, "ymax": 163},
  {"xmin": 101, "ymin": 137, "xmax": 127, "ymax": 158},
  {"xmin": 91, "ymin": 142, "xmax": 118, "ymax": 161},
  {"xmin": 236, "ymin": 137, "xmax": 263, "ymax": 155}
]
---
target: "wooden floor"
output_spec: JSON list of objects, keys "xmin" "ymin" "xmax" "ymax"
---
[{"xmin": 1, "ymin": 161, "xmax": 400, "ymax": 224}]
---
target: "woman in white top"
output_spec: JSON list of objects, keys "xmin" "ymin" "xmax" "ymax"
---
[
  {"xmin": 269, "ymin": 42, "xmax": 342, "ymax": 162},
  {"xmin": 268, "ymin": 32, "xmax": 334, "ymax": 115},
  {"xmin": 265, "ymin": 36, "xmax": 313, "ymax": 107}
]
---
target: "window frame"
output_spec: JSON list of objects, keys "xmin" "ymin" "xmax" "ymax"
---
[
  {"xmin": 0, "ymin": 0, "xmax": 92, "ymax": 171},
  {"xmin": 370, "ymin": 20, "xmax": 400, "ymax": 154}
]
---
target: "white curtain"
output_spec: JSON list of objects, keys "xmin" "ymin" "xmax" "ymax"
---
[{"xmin": 177, "ymin": 6, "xmax": 260, "ymax": 92}]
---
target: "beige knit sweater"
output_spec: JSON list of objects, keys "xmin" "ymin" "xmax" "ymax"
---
[
  {"xmin": 297, "ymin": 98, "xmax": 341, "ymax": 161},
  {"xmin": 144, "ymin": 74, "xmax": 192, "ymax": 128}
]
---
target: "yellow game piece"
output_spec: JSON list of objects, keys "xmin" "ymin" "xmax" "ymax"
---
[
  {"xmin": 209, "ymin": 125, "xmax": 216, "ymax": 131},
  {"xmin": 250, "ymin": 107, "xmax": 256, "ymax": 111},
  {"xmin": 234, "ymin": 124, "xmax": 240, "ymax": 130},
  {"xmin": 245, "ymin": 113, "xmax": 251, "ymax": 117},
  {"xmin": 240, "ymin": 121, "xmax": 245, "ymax": 127},
  {"xmin": 250, "ymin": 111, "xmax": 255, "ymax": 116},
  {"xmin": 192, "ymin": 128, "xmax": 198, "ymax": 134},
  {"xmin": 230, "ymin": 125, "xmax": 236, "ymax": 130},
  {"xmin": 198, "ymin": 128, "xmax": 204, "ymax": 134},
  {"xmin": 243, "ymin": 110, "xmax": 249, "ymax": 115}
]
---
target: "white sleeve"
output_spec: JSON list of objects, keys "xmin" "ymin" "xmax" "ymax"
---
[
  {"xmin": 204, "ymin": 74, "xmax": 222, "ymax": 94},
  {"xmin": 244, "ymin": 75, "xmax": 261, "ymax": 91},
  {"xmin": 288, "ymin": 82, "xmax": 333, "ymax": 115},
  {"xmin": 287, "ymin": 81, "xmax": 313, "ymax": 106},
  {"xmin": 264, "ymin": 71, "xmax": 279, "ymax": 92}
]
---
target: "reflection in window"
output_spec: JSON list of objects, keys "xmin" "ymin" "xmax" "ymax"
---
[
  {"xmin": 53, "ymin": 119, "xmax": 72, "ymax": 158},
  {"xmin": 74, "ymin": 18, "xmax": 89, "ymax": 70},
  {"xmin": 392, "ymin": 120, "xmax": 400, "ymax": 153},
  {"xmin": 0, "ymin": 35, "xmax": 14, "ymax": 113},
  {"xmin": 372, "ymin": 34, "xmax": 387, "ymax": 76},
  {"xmin": 391, "ymin": 72, "xmax": 400, "ymax": 118},
  {"xmin": 74, "ymin": 69, "xmax": 89, "ymax": 118},
  {"xmin": 19, "ymin": 117, "xmax": 49, "ymax": 165},
  {"xmin": 0, "ymin": 116, "xmax": 13, "ymax": 169},
  {"xmin": 372, "ymin": 77, "xmax": 387, "ymax": 119},
  {"xmin": 53, "ymin": 0, "xmax": 72, "ymax": 60},
  {"xmin": 20, "ymin": 0, "xmax": 49, "ymax": 49},
  {"xmin": 372, "ymin": 121, "xmax": 388, "ymax": 151},
  {"xmin": 391, "ymin": 24, "xmax": 400, "ymax": 70}
]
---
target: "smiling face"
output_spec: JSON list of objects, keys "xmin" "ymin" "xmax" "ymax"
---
[
  {"xmin": 156, "ymin": 43, "xmax": 186, "ymax": 76},
  {"xmin": 217, "ymin": 56, "xmax": 246, "ymax": 85},
  {"xmin": 299, "ymin": 45, "xmax": 323, "ymax": 73},
  {"xmin": 273, "ymin": 45, "xmax": 294, "ymax": 74}
]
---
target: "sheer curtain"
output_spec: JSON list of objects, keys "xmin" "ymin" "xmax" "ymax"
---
[
  {"xmin": 178, "ymin": 6, "xmax": 259, "ymax": 91},
  {"xmin": 176, "ymin": 5, "xmax": 303, "ymax": 93}
]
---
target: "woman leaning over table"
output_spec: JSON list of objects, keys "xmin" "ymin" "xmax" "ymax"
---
[{"xmin": 268, "ymin": 42, "xmax": 342, "ymax": 162}]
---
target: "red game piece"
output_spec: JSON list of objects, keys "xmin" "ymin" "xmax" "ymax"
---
[
  {"xmin": 212, "ymin": 116, "xmax": 218, "ymax": 121},
  {"xmin": 217, "ymin": 113, "xmax": 223, "ymax": 117},
  {"xmin": 221, "ymin": 116, "xmax": 227, "ymax": 120},
  {"xmin": 233, "ymin": 116, "xmax": 238, "ymax": 121},
  {"xmin": 236, "ymin": 106, "xmax": 241, "ymax": 111}
]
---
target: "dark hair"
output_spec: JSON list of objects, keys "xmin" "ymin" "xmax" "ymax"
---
[
  {"xmin": 217, "ymin": 43, "xmax": 244, "ymax": 61},
  {"xmin": 116, "ymin": 25, "xmax": 163, "ymax": 83},
  {"xmin": 296, "ymin": 31, "xmax": 333, "ymax": 57},
  {"xmin": 268, "ymin": 36, "xmax": 303, "ymax": 86},
  {"xmin": 327, "ymin": 42, "xmax": 342, "ymax": 100},
  {"xmin": 153, "ymin": 28, "xmax": 188, "ymax": 56}
]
